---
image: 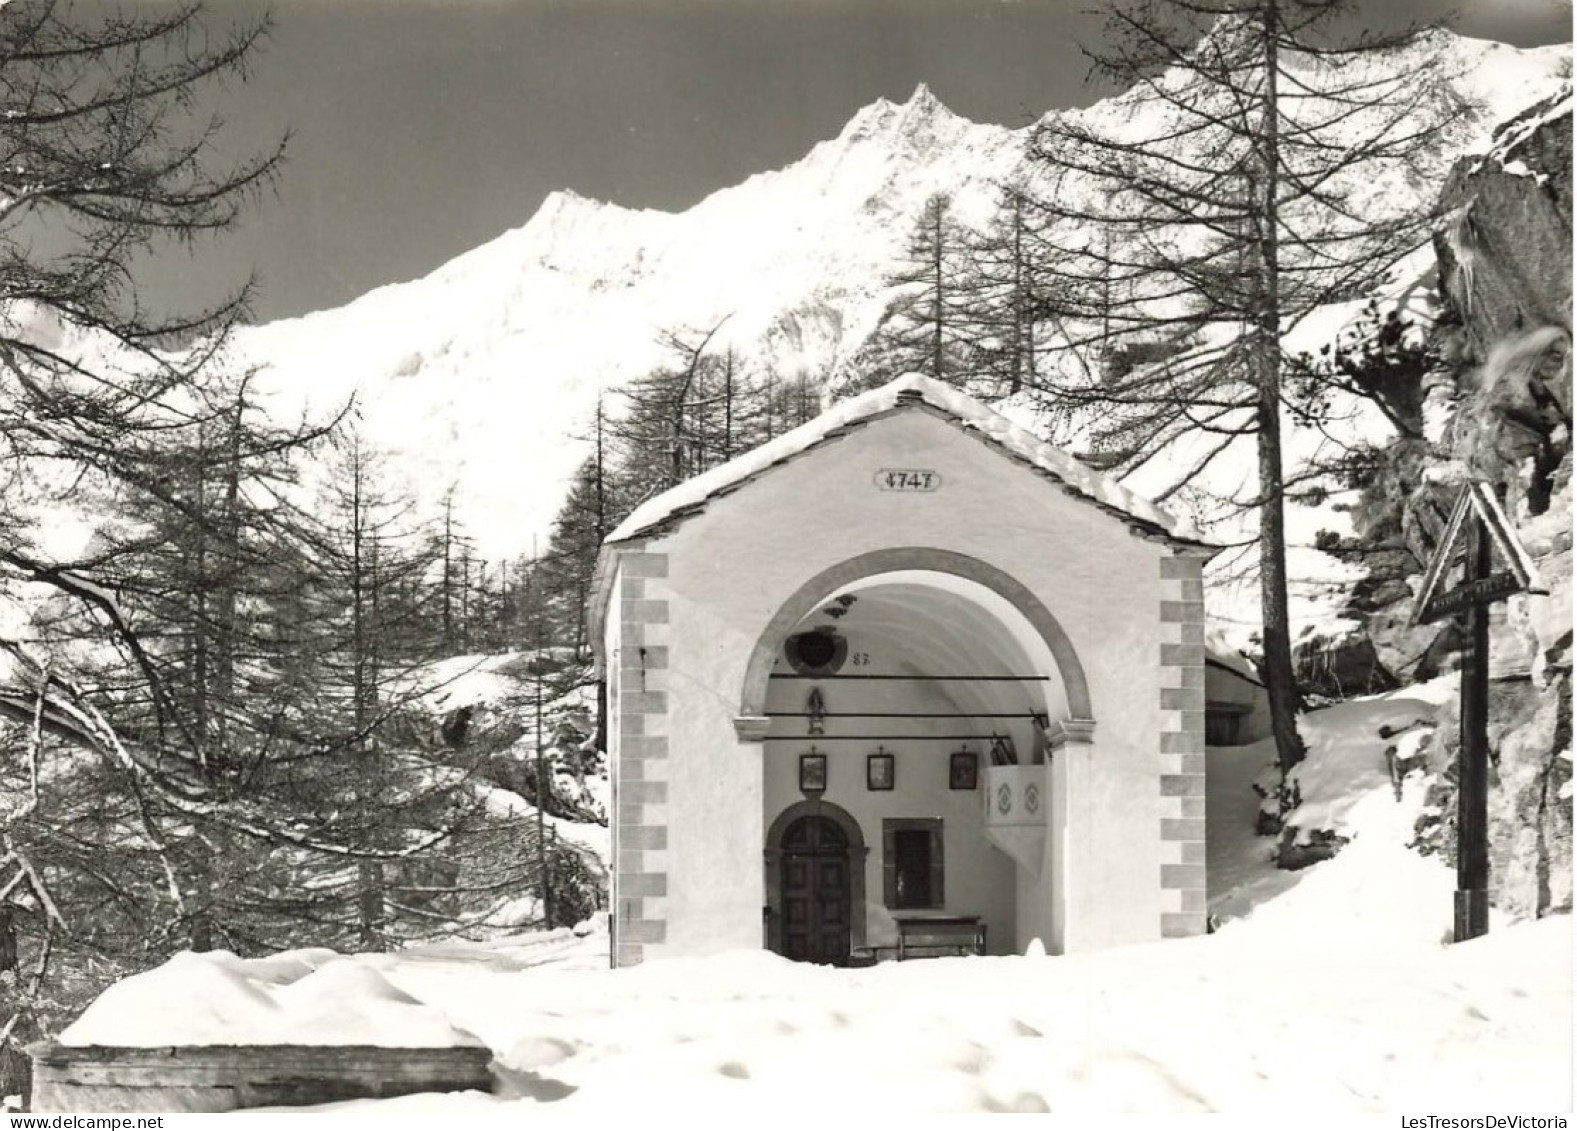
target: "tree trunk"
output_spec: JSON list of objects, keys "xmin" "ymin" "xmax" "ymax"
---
[
  {"xmin": 1011, "ymin": 200, "xmax": 1026, "ymax": 394},
  {"xmin": 358, "ymin": 860, "xmax": 386, "ymax": 951},
  {"xmin": 351, "ymin": 451, "xmax": 389, "ymax": 950},
  {"xmin": 931, "ymin": 213, "xmax": 944, "ymax": 380},
  {"xmin": 1257, "ymin": 390, "xmax": 1306, "ymax": 773},
  {"xmin": 0, "ymin": 906, "xmax": 32, "ymax": 1110},
  {"xmin": 442, "ymin": 495, "xmax": 455, "ymax": 650},
  {"xmin": 1257, "ymin": 0, "xmax": 1306, "ymax": 775},
  {"xmin": 189, "ymin": 855, "xmax": 215, "ymax": 951}
]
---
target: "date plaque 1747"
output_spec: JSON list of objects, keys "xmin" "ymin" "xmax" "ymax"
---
[{"xmin": 874, "ymin": 468, "xmax": 941, "ymax": 492}]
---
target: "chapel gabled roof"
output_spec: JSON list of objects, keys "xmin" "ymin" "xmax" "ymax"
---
[{"xmin": 604, "ymin": 373, "xmax": 1216, "ymax": 551}]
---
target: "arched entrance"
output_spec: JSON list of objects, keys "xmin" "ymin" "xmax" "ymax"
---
[
  {"xmin": 765, "ymin": 799, "xmax": 868, "ymax": 964},
  {"xmin": 737, "ymin": 547, "xmax": 1092, "ymax": 725},
  {"xmin": 753, "ymin": 557, "xmax": 1094, "ymax": 960}
]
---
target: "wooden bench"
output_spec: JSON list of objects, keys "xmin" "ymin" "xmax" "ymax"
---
[{"xmin": 893, "ymin": 915, "xmax": 986, "ymax": 960}]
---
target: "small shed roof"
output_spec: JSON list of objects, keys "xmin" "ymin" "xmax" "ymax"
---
[
  {"xmin": 1204, "ymin": 627, "xmax": 1265, "ymax": 687},
  {"xmin": 606, "ymin": 373, "xmax": 1214, "ymax": 549}
]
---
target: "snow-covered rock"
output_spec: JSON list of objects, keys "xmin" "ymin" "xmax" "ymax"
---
[
  {"xmin": 1436, "ymin": 85, "xmax": 1573, "ymax": 369},
  {"xmin": 58, "ymin": 950, "xmax": 484, "ymax": 1049}
]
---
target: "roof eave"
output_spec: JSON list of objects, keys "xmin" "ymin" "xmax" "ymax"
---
[{"xmin": 597, "ymin": 379, "xmax": 1227, "ymax": 555}]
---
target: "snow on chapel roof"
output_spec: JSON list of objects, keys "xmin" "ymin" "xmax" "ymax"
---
[{"xmin": 606, "ymin": 373, "xmax": 1213, "ymax": 548}]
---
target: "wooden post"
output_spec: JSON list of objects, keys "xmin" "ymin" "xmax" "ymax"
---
[{"xmin": 1455, "ymin": 515, "xmax": 1491, "ymax": 942}]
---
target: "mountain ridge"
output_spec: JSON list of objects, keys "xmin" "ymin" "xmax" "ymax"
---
[{"xmin": 234, "ymin": 31, "xmax": 1572, "ymax": 562}]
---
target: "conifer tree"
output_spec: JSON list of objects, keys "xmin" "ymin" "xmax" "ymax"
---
[
  {"xmin": 291, "ymin": 431, "xmax": 492, "ymax": 951},
  {"xmin": 860, "ymin": 194, "xmax": 979, "ymax": 389},
  {"xmin": 5, "ymin": 365, "xmax": 329, "ymax": 957},
  {"xmin": 0, "ymin": 0, "xmax": 293, "ymax": 1091},
  {"xmin": 1020, "ymin": 0, "xmax": 1462, "ymax": 772},
  {"xmin": 0, "ymin": 0, "xmax": 283, "ymax": 556},
  {"xmin": 963, "ymin": 189, "xmax": 1050, "ymax": 397}
]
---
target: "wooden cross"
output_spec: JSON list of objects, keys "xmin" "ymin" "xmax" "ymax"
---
[{"xmin": 1410, "ymin": 481, "xmax": 1546, "ymax": 942}]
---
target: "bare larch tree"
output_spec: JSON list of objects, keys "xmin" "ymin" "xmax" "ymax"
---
[{"xmin": 1021, "ymin": 0, "xmax": 1463, "ymax": 773}]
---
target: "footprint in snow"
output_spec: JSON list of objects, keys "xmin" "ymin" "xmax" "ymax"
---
[
  {"xmin": 491, "ymin": 1053, "xmax": 579, "ymax": 1104},
  {"xmin": 503, "ymin": 1035, "xmax": 578, "ymax": 1071},
  {"xmin": 985, "ymin": 1090, "xmax": 1051, "ymax": 1113}
]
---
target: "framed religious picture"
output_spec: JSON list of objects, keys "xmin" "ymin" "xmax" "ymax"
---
[
  {"xmin": 799, "ymin": 751, "xmax": 828, "ymax": 794},
  {"xmin": 867, "ymin": 749, "xmax": 895, "ymax": 791},
  {"xmin": 949, "ymin": 749, "xmax": 979, "ymax": 791}
]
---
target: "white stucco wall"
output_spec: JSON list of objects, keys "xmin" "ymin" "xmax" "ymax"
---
[{"xmin": 618, "ymin": 406, "xmax": 1170, "ymax": 960}]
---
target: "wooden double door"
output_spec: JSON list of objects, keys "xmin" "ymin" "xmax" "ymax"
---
[{"xmin": 778, "ymin": 815, "xmax": 852, "ymax": 965}]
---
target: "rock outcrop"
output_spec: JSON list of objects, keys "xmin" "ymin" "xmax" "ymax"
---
[
  {"xmin": 1293, "ymin": 627, "xmax": 1399, "ymax": 701},
  {"xmin": 1409, "ymin": 87, "xmax": 1574, "ymax": 921},
  {"xmin": 1284, "ymin": 88, "xmax": 1572, "ymax": 919},
  {"xmin": 1435, "ymin": 90, "xmax": 1572, "ymax": 368}
]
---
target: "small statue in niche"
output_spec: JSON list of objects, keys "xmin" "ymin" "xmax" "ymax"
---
[{"xmin": 807, "ymin": 687, "xmax": 827, "ymax": 735}]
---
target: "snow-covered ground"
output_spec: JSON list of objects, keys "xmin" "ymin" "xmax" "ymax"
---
[
  {"xmin": 336, "ymin": 915, "xmax": 1568, "ymax": 1115},
  {"xmin": 55, "ymin": 683, "xmax": 1572, "ymax": 1114}
]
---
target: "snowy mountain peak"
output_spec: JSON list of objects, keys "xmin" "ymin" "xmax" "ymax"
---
[
  {"xmin": 531, "ymin": 188, "xmax": 614, "ymax": 222},
  {"xmin": 849, "ymin": 80, "xmax": 947, "ymax": 120},
  {"xmin": 236, "ymin": 33, "xmax": 1571, "ymax": 561},
  {"xmin": 836, "ymin": 81, "xmax": 973, "ymax": 149},
  {"xmin": 509, "ymin": 187, "xmax": 668, "ymax": 275},
  {"xmin": 896, "ymin": 81, "xmax": 953, "ymax": 123}
]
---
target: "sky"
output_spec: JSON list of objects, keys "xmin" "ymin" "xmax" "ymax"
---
[{"xmin": 139, "ymin": 0, "xmax": 1573, "ymax": 325}]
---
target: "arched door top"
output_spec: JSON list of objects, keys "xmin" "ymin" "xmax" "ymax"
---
[
  {"xmin": 781, "ymin": 814, "xmax": 849, "ymax": 853},
  {"xmin": 739, "ymin": 546, "xmax": 1093, "ymax": 723},
  {"xmin": 766, "ymin": 798, "xmax": 866, "ymax": 856}
]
